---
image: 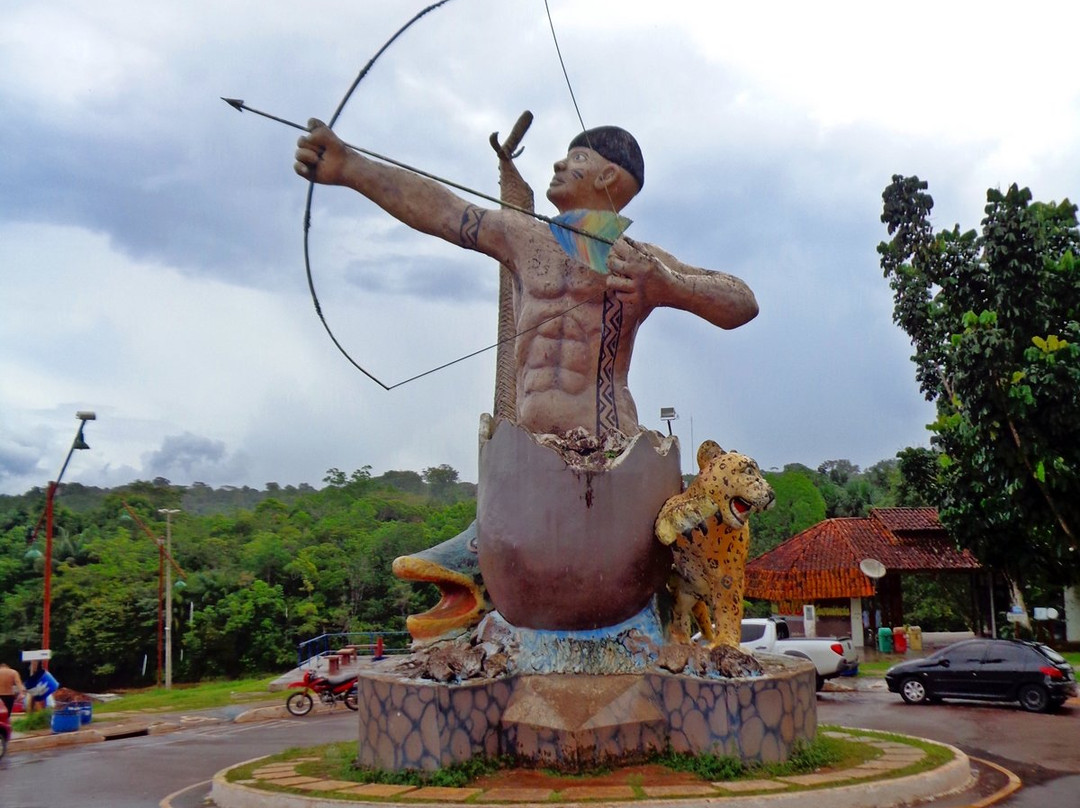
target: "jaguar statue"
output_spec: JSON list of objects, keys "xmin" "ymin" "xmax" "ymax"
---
[{"xmin": 655, "ymin": 441, "xmax": 775, "ymax": 648}]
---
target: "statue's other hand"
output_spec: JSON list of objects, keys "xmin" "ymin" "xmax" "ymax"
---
[{"xmin": 606, "ymin": 237, "xmax": 671, "ymax": 304}]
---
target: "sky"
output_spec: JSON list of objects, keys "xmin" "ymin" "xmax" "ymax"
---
[{"xmin": 3, "ymin": 0, "xmax": 1079, "ymax": 495}]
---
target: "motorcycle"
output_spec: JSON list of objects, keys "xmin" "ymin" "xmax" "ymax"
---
[{"xmin": 285, "ymin": 669, "xmax": 359, "ymax": 716}]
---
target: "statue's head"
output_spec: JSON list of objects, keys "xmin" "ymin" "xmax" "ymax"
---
[
  {"xmin": 568, "ymin": 126, "xmax": 644, "ymax": 194},
  {"xmin": 548, "ymin": 126, "xmax": 644, "ymax": 213}
]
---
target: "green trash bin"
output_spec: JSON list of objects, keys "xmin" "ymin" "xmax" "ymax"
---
[{"xmin": 877, "ymin": 626, "xmax": 894, "ymax": 653}]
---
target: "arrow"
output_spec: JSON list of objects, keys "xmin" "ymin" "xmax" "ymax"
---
[{"xmin": 221, "ymin": 97, "xmax": 617, "ymax": 248}]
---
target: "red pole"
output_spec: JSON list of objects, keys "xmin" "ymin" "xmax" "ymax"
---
[
  {"xmin": 36, "ymin": 412, "xmax": 96, "ymax": 672},
  {"xmin": 42, "ymin": 481, "xmax": 57, "ymax": 669}
]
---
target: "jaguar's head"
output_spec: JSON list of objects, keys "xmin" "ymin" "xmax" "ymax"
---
[{"xmin": 696, "ymin": 441, "xmax": 776, "ymax": 530}]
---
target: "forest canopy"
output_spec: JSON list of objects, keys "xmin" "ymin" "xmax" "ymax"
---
[{"xmin": 0, "ymin": 453, "xmax": 1007, "ymax": 690}]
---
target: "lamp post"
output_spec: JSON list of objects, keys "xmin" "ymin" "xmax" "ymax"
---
[
  {"xmin": 39, "ymin": 411, "xmax": 96, "ymax": 664},
  {"xmin": 158, "ymin": 508, "xmax": 180, "ymax": 689},
  {"xmin": 660, "ymin": 407, "xmax": 678, "ymax": 437}
]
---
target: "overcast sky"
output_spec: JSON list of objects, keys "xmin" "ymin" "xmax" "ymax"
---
[{"xmin": 3, "ymin": 0, "xmax": 1078, "ymax": 495}]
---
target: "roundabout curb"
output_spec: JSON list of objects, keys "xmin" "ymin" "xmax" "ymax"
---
[{"xmin": 207, "ymin": 729, "xmax": 976, "ymax": 808}]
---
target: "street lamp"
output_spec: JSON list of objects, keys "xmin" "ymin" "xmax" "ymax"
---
[
  {"xmin": 660, "ymin": 407, "xmax": 678, "ymax": 436},
  {"xmin": 158, "ymin": 508, "xmax": 181, "ymax": 689},
  {"xmin": 33, "ymin": 411, "xmax": 96, "ymax": 665}
]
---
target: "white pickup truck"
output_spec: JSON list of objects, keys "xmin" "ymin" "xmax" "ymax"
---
[{"xmin": 741, "ymin": 617, "xmax": 859, "ymax": 691}]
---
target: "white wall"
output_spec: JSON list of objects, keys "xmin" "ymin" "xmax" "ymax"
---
[
  {"xmin": 850, "ymin": 597, "xmax": 863, "ymax": 647},
  {"xmin": 1066, "ymin": 587, "xmax": 1080, "ymax": 643}
]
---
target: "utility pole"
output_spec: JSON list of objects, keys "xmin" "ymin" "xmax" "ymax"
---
[{"xmin": 158, "ymin": 508, "xmax": 181, "ymax": 689}]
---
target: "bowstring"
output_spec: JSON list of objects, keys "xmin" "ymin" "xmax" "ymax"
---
[
  {"xmin": 394, "ymin": 0, "xmax": 625, "ymax": 391},
  {"xmin": 307, "ymin": 0, "xmax": 620, "ymax": 390},
  {"xmin": 544, "ymin": 0, "xmax": 629, "ymax": 436},
  {"xmin": 543, "ymin": 0, "xmax": 621, "ymax": 217}
]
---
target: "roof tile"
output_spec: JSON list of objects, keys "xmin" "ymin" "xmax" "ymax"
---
[{"xmin": 745, "ymin": 508, "xmax": 980, "ymax": 601}]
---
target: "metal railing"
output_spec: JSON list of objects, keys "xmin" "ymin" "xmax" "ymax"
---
[{"xmin": 297, "ymin": 630, "xmax": 412, "ymax": 668}]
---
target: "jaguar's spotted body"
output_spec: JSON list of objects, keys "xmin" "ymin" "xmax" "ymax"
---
[{"xmin": 655, "ymin": 441, "xmax": 775, "ymax": 648}]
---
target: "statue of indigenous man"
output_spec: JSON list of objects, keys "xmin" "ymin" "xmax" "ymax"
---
[{"xmin": 295, "ymin": 120, "xmax": 758, "ymax": 636}]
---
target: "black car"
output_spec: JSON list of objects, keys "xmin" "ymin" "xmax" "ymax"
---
[{"xmin": 885, "ymin": 638, "xmax": 1077, "ymax": 713}]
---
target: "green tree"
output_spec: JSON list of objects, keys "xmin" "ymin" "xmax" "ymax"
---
[
  {"xmin": 376, "ymin": 470, "xmax": 426, "ymax": 495},
  {"xmin": 879, "ymin": 176, "xmax": 1080, "ymax": 591},
  {"xmin": 901, "ymin": 574, "xmax": 975, "ymax": 632},
  {"xmin": 749, "ymin": 468, "xmax": 827, "ymax": 557},
  {"xmin": 817, "ymin": 459, "xmax": 859, "ymax": 485},
  {"xmin": 0, "ymin": 469, "xmax": 476, "ymax": 686},
  {"xmin": 805, "ymin": 460, "xmax": 888, "ymax": 518},
  {"xmin": 423, "ymin": 464, "xmax": 461, "ymax": 504},
  {"xmin": 183, "ymin": 578, "xmax": 292, "ymax": 677},
  {"xmin": 894, "ymin": 447, "xmax": 942, "ymax": 507}
]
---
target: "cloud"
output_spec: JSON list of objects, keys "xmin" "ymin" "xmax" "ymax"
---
[
  {"xmin": 2, "ymin": 0, "xmax": 1077, "ymax": 495},
  {"xmin": 140, "ymin": 432, "xmax": 247, "ymax": 484}
]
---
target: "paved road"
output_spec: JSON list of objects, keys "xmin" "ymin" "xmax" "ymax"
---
[
  {"xmin": 0, "ymin": 709, "xmax": 359, "ymax": 808},
  {"xmin": 3, "ymin": 684, "xmax": 1076, "ymax": 806},
  {"xmin": 818, "ymin": 681, "xmax": 1080, "ymax": 805}
]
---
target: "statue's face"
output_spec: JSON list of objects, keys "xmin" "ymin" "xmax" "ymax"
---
[{"xmin": 546, "ymin": 147, "xmax": 609, "ymax": 212}]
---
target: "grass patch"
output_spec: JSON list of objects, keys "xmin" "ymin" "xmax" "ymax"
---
[
  {"xmin": 858, "ymin": 659, "xmax": 893, "ymax": 676},
  {"xmin": 862, "ymin": 651, "xmax": 1080, "ymax": 676},
  {"xmin": 92, "ymin": 675, "xmax": 278, "ymax": 715},
  {"xmin": 652, "ymin": 732, "xmax": 864, "ymax": 781},
  {"xmin": 228, "ymin": 743, "xmax": 514, "ymax": 788},
  {"xmin": 13, "ymin": 709, "xmax": 52, "ymax": 733},
  {"xmin": 306, "ymin": 744, "xmax": 515, "ymax": 788}
]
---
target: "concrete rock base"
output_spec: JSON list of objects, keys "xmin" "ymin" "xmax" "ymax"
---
[{"xmin": 353, "ymin": 654, "xmax": 816, "ymax": 772}]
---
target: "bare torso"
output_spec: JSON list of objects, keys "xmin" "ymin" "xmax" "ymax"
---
[
  {"xmin": 0, "ymin": 666, "xmax": 21, "ymax": 695},
  {"xmin": 502, "ymin": 216, "xmax": 644, "ymax": 435}
]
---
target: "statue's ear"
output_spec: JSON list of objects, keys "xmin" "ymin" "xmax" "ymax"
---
[
  {"xmin": 593, "ymin": 164, "xmax": 620, "ymax": 191},
  {"xmin": 696, "ymin": 440, "xmax": 725, "ymax": 469}
]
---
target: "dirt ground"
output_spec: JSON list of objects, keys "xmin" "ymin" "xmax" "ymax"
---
[{"xmin": 469, "ymin": 763, "xmax": 710, "ymax": 789}]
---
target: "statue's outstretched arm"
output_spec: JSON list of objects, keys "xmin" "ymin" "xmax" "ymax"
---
[
  {"xmin": 605, "ymin": 239, "xmax": 758, "ymax": 329},
  {"xmin": 295, "ymin": 119, "xmax": 512, "ymax": 258}
]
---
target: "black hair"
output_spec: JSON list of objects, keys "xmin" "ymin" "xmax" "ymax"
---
[{"xmin": 568, "ymin": 126, "xmax": 644, "ymax": 191}]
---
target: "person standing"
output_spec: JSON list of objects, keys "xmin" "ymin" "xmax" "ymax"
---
[
  {"xmin": 0, "ymin": 662, "xmax": 24, "ymax": 714},
  {"xmin": 24, "ymin": 660, "xmax": 59, "ymax": 712}
]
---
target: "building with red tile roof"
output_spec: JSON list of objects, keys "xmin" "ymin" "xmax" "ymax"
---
[{"xmin": 746, "ymin": 507, "xmax": 982, "ymax": 647}]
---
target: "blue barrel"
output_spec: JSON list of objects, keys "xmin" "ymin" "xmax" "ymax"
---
[
  {"xmin": 51, "ymin": 707, "xmax": 81, "ymax": 733},
  {"xmin": 76, "ymin": 701, "xmax": 93, "ymax": 724}
]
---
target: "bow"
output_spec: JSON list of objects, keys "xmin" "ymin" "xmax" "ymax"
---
[
  {"xmin": 283, "ymin": 1, "xmax": 628, "ymax": 392},
  {"xmin": 302, "ymin": 0, "xmax": 458, "ymax": 390}
]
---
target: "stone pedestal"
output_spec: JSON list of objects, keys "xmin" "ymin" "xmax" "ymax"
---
[
  {"xmin": 353, "ymin": 654, "xmax": 816, "ymax": 772},
  {"xmin": 501, "ymin": 675, "xmax": 666, "ymax": 769}
]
